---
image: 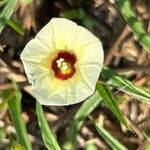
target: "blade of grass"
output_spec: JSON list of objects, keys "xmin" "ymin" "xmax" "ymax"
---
[
  {"xmin": 0, "ymin": 127, "xmax": 5, "ymax": 143},
  {"xmin": 96, "ymin": 82, "xmax": 129, "ymax": 128},
  {"xmin": 60, "ymin": 8, "xmax": 95, "ymax": 30},
  {"xmin": 0, "ymin": 0, "xmax": 9, "ymax": 7},
  {"xmin": 36, "ymin": 101, "xmax": 61, "ymax": 150},
  {"xmin": 85, "ymin": 143, "xmax": 97, "ymax": 150},
  {"xmin": 2, "ymin": 81, "xmax": 32, "ymax": 150},
  {"xmin": 0, "ymin": 90, "xmax": 15, "ymax": 110},
  {"xmin": 70, "ymin": 91, "xmax": 103, "ymax": 149},
  {"xmin": 0, "ymin": 0, "xmax": 18, "ymax": 33},
  {"xmin": 93, "ymin": 120, "xmax": 128, "ymax": 150},
  {"xmin": 116, "ymin": 0, "xmax": 150, "ymax": 52},
  {"xmin": 11, "ymin": 144, "xmax": 25, "ymax": 150},
  {"xmin": 7, "ymin": 19, "xmax": 24, "ymax": 35},
  {"xmin": 20, "ymin": 0, "xmax": 33, "ymax": 5},
  {"xmin": 60, "ymin": 9, "xmax": 79, "ymax": 20},
  {"xmin": 145, "ymin": 144, "xmax": 150, "ymax": 150},
  {"xmin": 101, "ymin": 67, "xmax": 150, "ymax": 103}
]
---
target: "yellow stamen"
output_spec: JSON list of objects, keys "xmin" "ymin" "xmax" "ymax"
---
[{"xmin": 56, "ymin": 58, "xmax": 69, "ymax": 72}]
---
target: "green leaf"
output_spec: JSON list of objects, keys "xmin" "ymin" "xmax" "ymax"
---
[
  {"xmin": 11, "ymin": 144, "xmax": 25, "ymax": 150},
  {"xmin": 116, "ymin": 0, "xmax": 150, "ymax": 52},
  {"xmin": 36, "ymin": 101, "xmax": 61, "ymax": 150},
  {"xmin": 60, "ymin": 10, "xmax": 79, "ymax": 20},
  {"xmin": 94, "ymin": 121, "xmax": 128, "ymax": 150},
  {"xmin": 70, "ymin": 91, "xmax": 103, "ymax": 149},
  {"xmin": 145, "ymin": 144, "xmax": 150, "ymax": 150},
  {"xmin": 85, "ymin": 143, "xmax": 97, "ymax": 150},
  {"xmin": 0, "ymin": 0, "xmax": 18, "ymax": 33},
  {"xmin": 96, "ymin": 82, "xmax": 129, "ymax": 128},
  {"xmin": 0, "ymin": 0, "xmax": 9, "ymax": 7},
  {"xmin": 2, "ymin": 81, "xmax": 32, "ymax": 150},
  {"xmin": 0, "ymin": 127, "xmax": 5, "ymax": 142},
  {"xmin": 60, "ymin": 8, "xmax": 95, "ymax": 30},
  {"xmin": 7, "ymin": 19, "xmax": 24, "ymax": 35},
  {"xmin": 101, "ymin": 67, "xmax": 150, "ymax": 103},
  {"xmin": 20, "ymin": 0, "xmax": 32, "ymax": 4}
]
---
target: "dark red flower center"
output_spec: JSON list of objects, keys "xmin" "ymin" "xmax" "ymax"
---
[{"xmin": 51, "ymin": 51, "xmax": 76, "ymax": 80}]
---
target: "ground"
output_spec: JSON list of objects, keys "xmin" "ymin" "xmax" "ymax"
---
[{"xmin": 0, "ymin": 0, "xmax": 150, "ymax": 149}]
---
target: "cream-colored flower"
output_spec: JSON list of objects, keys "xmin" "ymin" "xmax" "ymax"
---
[{"xmin": 21, "ymin": 18, "xmax": 104, "ymax": 105}]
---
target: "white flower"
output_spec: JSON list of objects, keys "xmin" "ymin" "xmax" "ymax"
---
[{"xmin": 21, "ymin": 18, "xmax": 104, "ymax": 105}]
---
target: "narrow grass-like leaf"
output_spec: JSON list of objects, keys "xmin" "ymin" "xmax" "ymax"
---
[
  {"xmin": 20, "ymin": 0, "xmax": 32, "ymax": 4},
  {"xmin": 0, "ymin": 0, "xmax": 18, "ymax": 33},
  {"xmin": 60, "ymin": 8, "xmax": 95, "ymax": 29},
  {"xmin": 36, "ymin": 101, "xmax": 61, "ymax": 150},
  {"xmin": 96, "ymin": 82, "xmax": 129, "ymax": 128},
  {"xmin": 145, "ymin": 144, "xmax": 150, "ymax": 150},
  {"xmin": 85, "ymin": 143, "xmax": 97, "ymax": 150},
  {"xmin": 116, "ymin": 0, "xmax": 150, "ymax": 52},
  {"xmin": 11, "ymin": 144, "xmax": 25, "ymax": 150},
  {"xmin": 70, "ymin": 91, "xmax": 103, "ymax": 149},
  {"xmin": 2, "ymin": 81, "xmax": 32, "ymax": 150},
  {"xmin": 60, "ymin": 10, "xmax": 79, "ymax": 20},
  {"xmin": 0, "ymin": 0, "xmax": 9, "ymax": 7},
  {"xmin": 0, "ymin": 127, "xmax": 5, "ymax": 143},
  {"xmin": 94, "ymin": 122, "xmax": 128, "ymax": 150},
  {"xmin": 101, "ymin": 67, "xmax": 150, "ymax": 103},
  {"xmin": 0, "ymin": 91, "xmax": 15, "ymax": 110},
  {"xmin": 7, "ymin": 19, "xmax": 24, "ymax": 35}
]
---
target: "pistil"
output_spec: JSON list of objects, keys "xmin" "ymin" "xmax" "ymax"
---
[
  {"xmin": 51, "ymin": 51, "xmax": 76, "ymax": 80},
  {"xmin": 56, "ymin": 58, "xmax": 69, "ymax": 72}
]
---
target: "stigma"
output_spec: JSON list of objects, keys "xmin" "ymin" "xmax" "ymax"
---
[{"xmin": 51, "ymin": 51, "xmax": 76, "ymax": 80}]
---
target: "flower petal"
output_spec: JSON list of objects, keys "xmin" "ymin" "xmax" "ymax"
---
[
  {"xmin": 52, "ymin": 18, "xmax": 77, "ymax": 50},
  {"xmin": 33, "ymin": 77, "xmax": 94, "ymax": 105},
  {"xmin": 20, "ymin": 18, "xmax": 104, "ymax": 106},
  {"xmin": 44, "ymin": 83, "xmax": 68, "ymax": 105},
  {"xmin": 32, "ymin": 77, "xmax": 68, "ymax": 105},
  {"xmin": 78, "ymin": 64, "xmax": 102, "ymax": 91},
  {"xmin": 66, "ymin": 78, "xmax": 94, "ymax": 105},
  {"xmin": 32, "ymin": 70, "xmax": 96, "ymax": 105},
  {"xmin": 73, "ymin": 26, "xmax": 99, "ymax": 51},
  {"xmin": 21, "ymin": 38, "xmax": 52, "ymax": 64},
  {"xmin": 22, "ymin": 61, "xmax": 50, "ymax": 83},
  {"xmin": 36, "ymin": 21, "xmax": 55, "ymax": 51},
  {"xmin": 77, "ymin": 41, "xmax": 104, "ymax": 65},
  {"xmin": 37, "ymin": 18, "xmax": 77, "ymax": 50}
]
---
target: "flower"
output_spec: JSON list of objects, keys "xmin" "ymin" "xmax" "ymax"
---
[{"xmin": 21, "ymin": 18, "xmax": 104, "ymax": 105}]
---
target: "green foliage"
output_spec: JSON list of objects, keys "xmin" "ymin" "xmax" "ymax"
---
[
  {"xmin": 2, "ymin": 81, "xmax": 32, "ymax": 150},
  {"xmin": 1, "ymin": 0, "xmax": 150, "ymax": 149},
  {"xmin": 60, "ymin": 8, "xmax": 95, "ymax": 30},
  {"xmin": 145, "ymin": 144, "xmax": 150, "ymax": 150},
  {"xmin": 0, "ymin": 0, "xmax": 9, "ymax": 7},
  {"xmin": 0, "ymin": 127, "xmax": 5, "ymax": 143},
  {"xmin": 8, "ymin": 19, "xmax": 24, "ymax": 35},
  {"xmin": 102, "ymin": 67, "xmax": 150, "ymax": 103},
  {"xmin": 96, "ymin": 82, "xmax": 129, "ymax": 128},
  {"xmin": 70, "ymin": 91, "xmax": 103, "ymax": 149},
  {"xmin": 93, "ymin": 121, "xmax": 128, "ymax": 150},
  {"xmin": 60, "ymin": 9, "xmax": 79, "ymax": 20},
  {"xmin": 0, "ymin": 0, "xmax": 18, "ymax": 33},
  {"xmin": 36, "ymin": 101, "xmax": 61, "ymax": 150},
  {"xmin": 61, "ymin": 0, "xmax": 150, "ymax": 51},
  {"xmin": 11, "ymin": 144, "xmax": 25, "ymax": 150},
  {"xmin": 20, "ymin": 0, "xmax": 32, "ymax": 5},
  {"xmin": 116, "ymin": 0, "xmax": 150, "ymax": 52},
  {"xmin": 85, "ymin": 143, "xmax": 97, "ymax": 150}
]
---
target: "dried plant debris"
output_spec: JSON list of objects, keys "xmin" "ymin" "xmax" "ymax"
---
[{"xmin": 0, "ymin": 0, "xmax": 150, "ymax": 149}]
